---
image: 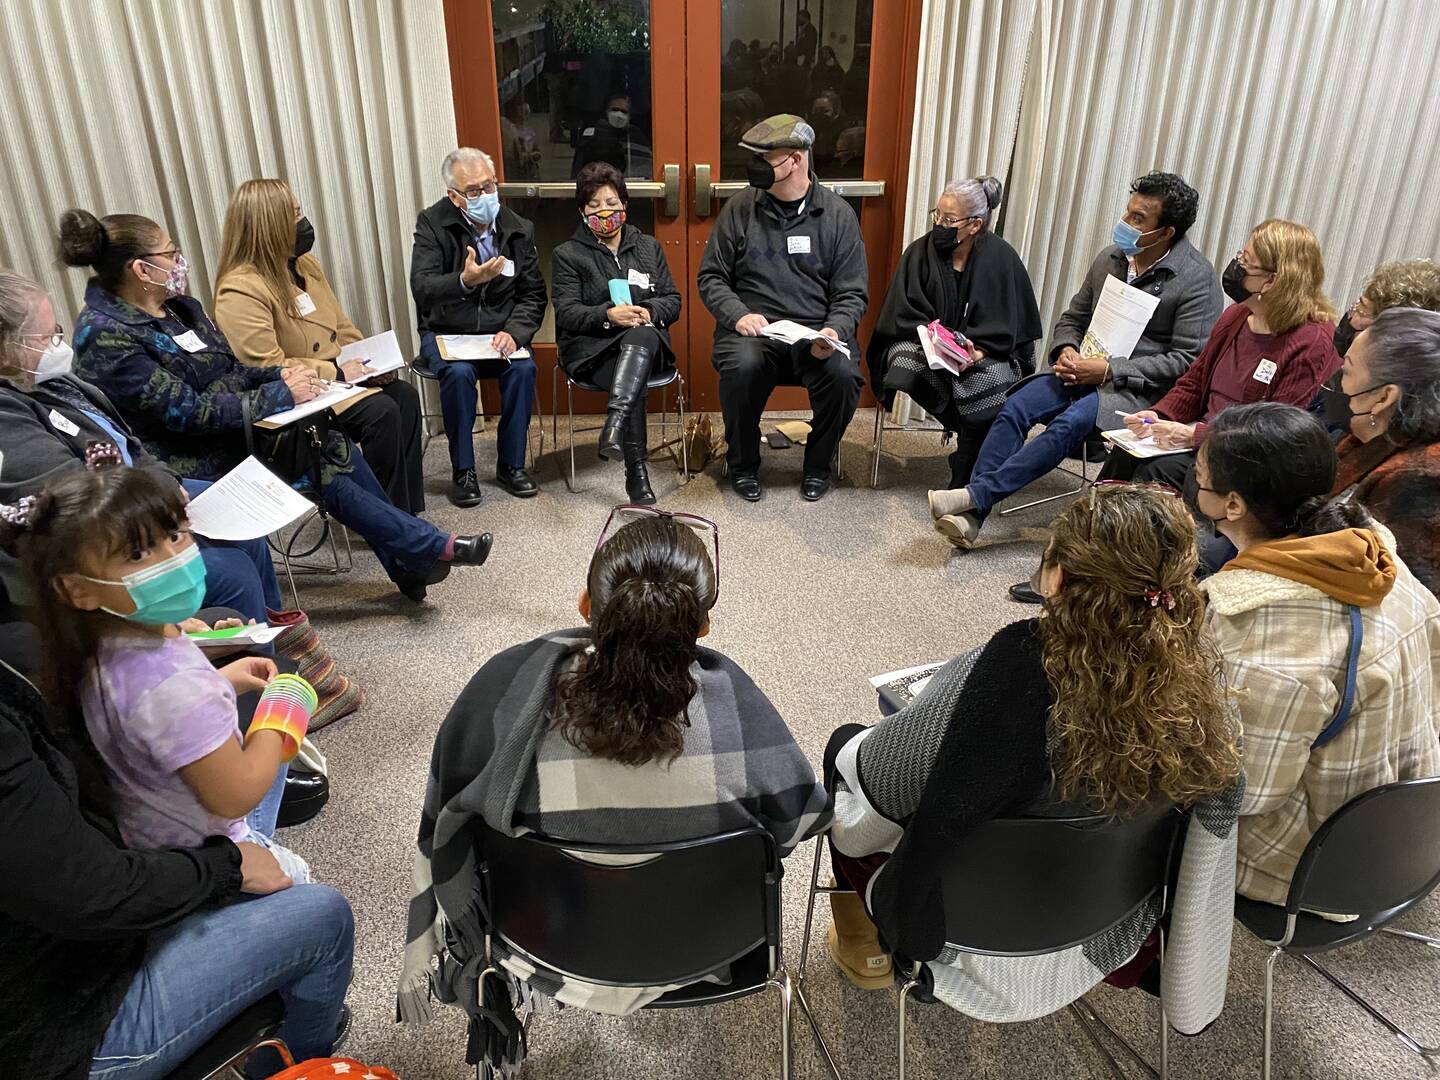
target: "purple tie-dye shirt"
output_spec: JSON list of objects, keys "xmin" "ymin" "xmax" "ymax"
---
[{"xmin": 80, "ymin": 633, "xmax": 247, "ymax": 848}]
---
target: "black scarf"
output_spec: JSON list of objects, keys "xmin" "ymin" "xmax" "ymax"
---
[{"xmin": 866, "ymin": 230, "xmax": 1043, "ymax": 402}]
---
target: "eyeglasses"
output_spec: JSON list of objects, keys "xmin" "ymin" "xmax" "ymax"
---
[
  {"xmin": 930, "ymin": 209, "xmax": 980, "ymax": 228},
  {"xmin": 139, "ymin": 247, "xmax": 183, "ymax": 262},
  {"xmin": 596, "ymin": 504, "xmax": 721, "ymax": 603},
  {"xmin": 452, "ymin": 182, "xmax": 498, "ymax": 199},
  {"xmin": 1234, "ymin": 250, "xmax": 1275, "ymax": 276},
  {"xmin": 18, "ymin": 324, "xmax": 65, "ymax": 351}
]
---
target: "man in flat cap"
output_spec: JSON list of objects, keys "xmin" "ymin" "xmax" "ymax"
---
[{"xmin": 698, "ymin": 113, "xmax": 868, "ymax": 501}]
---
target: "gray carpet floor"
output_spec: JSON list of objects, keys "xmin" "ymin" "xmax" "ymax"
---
[{"xmin": 281, "ymin": 410, "xmax": 1440, "ymax": 1079}]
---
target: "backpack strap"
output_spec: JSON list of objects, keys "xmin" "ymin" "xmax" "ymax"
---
[{"xmin": 1311, "ymin": 604, "xmax": 1364, "ymax": 750}]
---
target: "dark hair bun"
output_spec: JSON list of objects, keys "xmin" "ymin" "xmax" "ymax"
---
[
  {"xmin": 57, "ymin": 209, "xmax": 106, "ymax": 268},
  {"xmin": 980, "ymin": 176, "xmax": 1003, "ymax": 209}
]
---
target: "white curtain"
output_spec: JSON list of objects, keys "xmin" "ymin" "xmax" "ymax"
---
[
  {"xmin": 905, "ymin": 0, "xmax": 1440, "ymax": 386},
  {"xmin": 0, "ymin": 0, "xmax": 456, "ymax": 351}
]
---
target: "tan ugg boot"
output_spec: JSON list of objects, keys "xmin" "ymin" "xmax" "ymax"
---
[{"xmin": 827, "ymin": 891, "xmax": 893, "ymax": 990}]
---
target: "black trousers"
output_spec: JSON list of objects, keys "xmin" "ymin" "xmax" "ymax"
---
[
  {"xmin": 337, "ymin": 380, "xmax": 425, "ymax": 514},
  {"xmin": 945, "ymin": 404, "xmax": 1003, "ymax": 488},
  {"xmin": 712, "ymin": 334, "xmax": 863, "ymax": 477}
]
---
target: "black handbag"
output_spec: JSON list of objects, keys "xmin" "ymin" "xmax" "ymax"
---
[{"xmin": 240, "ymin": 394, "xmax": 348, "ymax": 494}]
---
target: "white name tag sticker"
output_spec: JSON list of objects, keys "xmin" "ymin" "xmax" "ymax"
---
[
  {"xmin": 500, "ymin": 258, "xmax": 516, "ymax": 278},
  {"xmin": 627, "ymin": 268, "xmax": 651, "ymax": 290},
  {"xmin": 172, "ymin": 330, "xmax": 206, "ymax": 352},
  {"xmin": 295, "ymin": 291, "xmax": 317, "ymax": 316},
  {"xmin": 49, "ymin": 409, "xmax": 81, "ymax": 437},
  {"xmin": 787, "ymin": 235, "xmax": 812, "ymax": 255},
  {"xmin": 1253, "ymin": 358, "xmax": 1277, "ymax": 385}
]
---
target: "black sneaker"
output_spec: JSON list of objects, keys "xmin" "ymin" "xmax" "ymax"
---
[{"xmin": 451, "ymin": 468, "xmax": 482, "ymax": 507}]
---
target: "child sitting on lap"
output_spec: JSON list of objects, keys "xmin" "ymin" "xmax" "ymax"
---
[{"xmin": 0, "ymin": 449, "xmax": 310, "ymax": 882}]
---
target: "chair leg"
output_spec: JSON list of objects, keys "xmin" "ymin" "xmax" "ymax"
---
[
  {"xmin": 1263, "ymin": 945, "xmax": 1281, "ymax": 1080},
  {"xmin": 677, "ymin": 378, "xmax": 691, "ymax": 482},
  {"xmin": 798, "ymin": 834, "xmax": 825, "ymax": 979},
  {"xmin": 871, "ymin": 405, "xmax": 884, "ymax": 488},
  {"xmin": 566, "ymin": 377, "xmax": 578, "ymax": 493},
  {"xmin": 1380, "ymin": 927, "xmax": 1440, "ymax": 950},
  {"xmin": 550, "ymin": 364, "xmax": 560, "ymax": 464},
  {"xmin": 1299, "ymin": 953, "xmax": 1440, "ymax": 1058},
  {"xmin": 1069, "ymin": 997, "xmax": 1160, "ymax": 1079},
  {"xmin": 768, "ymin": 968, "xmax": 794, "ymax": 1080},
  {"xmin": 898, "ymin": 975, "xmax": 919, "ymax": 1080}
]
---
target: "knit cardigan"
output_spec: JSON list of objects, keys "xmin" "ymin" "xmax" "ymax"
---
[
  {"xmin": 1333, "ymin": 434, "xmax": 1440, "ymax": 597},
  {"xmin": 831, "ymin": 621, "xmax": 1242, "ymax": 1032}
]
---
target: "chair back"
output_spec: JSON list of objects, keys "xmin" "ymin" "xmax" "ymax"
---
[
  {"xmin": 1285, "ymin": 777, "xmax": 1440, "ymax": 918},
  {"xmin": 934, "ymin": 801, "xmax": 1182, "ymax": 955},
  {"xmin": 478, "ymin": 824, "xmax": 780, "ymax": 986}
]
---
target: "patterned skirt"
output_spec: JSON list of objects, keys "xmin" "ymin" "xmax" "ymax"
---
[{"xmin": 881, "ymin": 340, "xmax": 1023, "ymax": 430}]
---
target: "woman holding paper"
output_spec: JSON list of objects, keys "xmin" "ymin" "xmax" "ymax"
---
[
  {"xmin": 552, "ymin": 161, "xmax": 682, "ymax": 504},
  {"xmin": 866, "ymin": 176, "xmax": 1042, "ymax": 488},
  {"xmin": 61, "ymin": 208, "xmax": 492, "ymax": 602},
  {"xmin": 1103, "ymin": 219, "xmax": 1341, "ymax": 488},
  {"xmin": 215, "ymin": 179, "xmax": 424, "ymax": 513}
]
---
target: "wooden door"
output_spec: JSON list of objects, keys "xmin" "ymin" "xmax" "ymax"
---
[{"xmin": 443, "ymin": 0, "xmax": 922, "ymax": 413}]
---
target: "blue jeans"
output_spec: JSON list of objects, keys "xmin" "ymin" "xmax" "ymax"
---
[
  {"xmin": 318, "ymin": 448, "xmax": 448, "ymax": 582},
  {"xmin": 184, "ymin": 479, "xmax": 283, "ymax": 621},
  {"xmin": 244, "ymin": 761, "xmax": 289, "ymax": 837},
  {"xmin": 89, "ymin": 885, "xmax": 354, "ymax": 1079},
  {"xmin": 966, "ymin": 375, "xmax": 1101, "ymax": 513},
  {"xmin": 419, "ymin": 331, "xmax": 537, "ymax": 471}
]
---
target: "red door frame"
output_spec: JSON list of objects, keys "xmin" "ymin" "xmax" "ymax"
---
[{"xmin": 442, "ymin": 0, "xmax": 924, "ymax": 414}]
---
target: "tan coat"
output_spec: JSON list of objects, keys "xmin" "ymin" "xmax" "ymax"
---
[{"xmin": 214, "ymin": 253, "xmax": 364, "ymax": 380}]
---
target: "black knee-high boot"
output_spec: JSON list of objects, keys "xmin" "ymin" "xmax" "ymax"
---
[
  {"xmin": 598, "ymin": 343, "xmax": 654, "ymax": 461},
  {"xmin": 622, "ymin": 396, "xmax": 655, "ymax": 504}
]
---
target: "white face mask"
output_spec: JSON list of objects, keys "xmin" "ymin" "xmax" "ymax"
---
[
  {"xmin": 27, "ymin": 341, "xmax": 73, "ymax": 384},
  {"xmin": 607, "ymin": 109, "xmax": 630, "ymax": 129}
]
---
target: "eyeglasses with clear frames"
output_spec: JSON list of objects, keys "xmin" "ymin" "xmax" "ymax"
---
[
  {"xmin": 19, "ymin": 324, "xmax": 65, "ymax": 351},
  {"xmin": 595, "ymin": 504, "xmax": 721, "ymax": 602},
  {"xmin": 1234, "ymin": 249, "xmax": 1275, "ymax": 276},
  {"xmin": 452, "ymin": 181, "xmax": 499, "ymax": 199},
  {"xmin": 930, "ymin": 209, "xmax": 979, "ymax": 228}
]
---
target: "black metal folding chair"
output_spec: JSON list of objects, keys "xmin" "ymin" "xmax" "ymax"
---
[
  {"xmin": 1234, "ymin": 776, "xmax": 1440, "ymax": 1079},
  {"xmin": 476, "ymin": 823, "xmax": 802, "ymax": 1079},
  {"xmin": 798, "ymin": 803, "xmax": 1183, "ymax": 1080},
  {"xmin": 549, "ymin": 363, "xmax": 689, "ymax": 492},
  {"xmin": 162, "ymin": 993, "xmax": 287, "ymax": 1080}
]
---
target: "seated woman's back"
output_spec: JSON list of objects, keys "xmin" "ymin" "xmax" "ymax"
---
[{"xmin": 1195, "ymin": 401, "xmax": 1440, "ymax": 905}]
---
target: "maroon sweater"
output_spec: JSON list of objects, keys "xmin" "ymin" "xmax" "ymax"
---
[{"xmin": 1153, "ymin": 302, "xmax": 1341, "ymax": 442}]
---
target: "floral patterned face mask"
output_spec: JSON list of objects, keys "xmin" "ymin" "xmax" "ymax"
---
[{"xmin": 584, "ymin": 209, "xmax": 625, "ymax": 238}]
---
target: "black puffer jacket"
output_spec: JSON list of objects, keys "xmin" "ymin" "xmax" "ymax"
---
[{"xmin": 551, "ymin": 222, "xmax": 681, "ymax": 376}]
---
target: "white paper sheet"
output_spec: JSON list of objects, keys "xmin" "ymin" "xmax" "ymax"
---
[
  {"xmin": 437, "ymin": 334, "xmax": 532, "ymax": 361},
  {"xmin": 186, "ymin": 457, "xmax": 315, "ymax": 540},
  {"xmin": 338, "ymin": 329, "xmax": 405, "ymax": 381},
  {"xmin": 1100, "ymin": 427, "xmax": 1191, "ymax": 459},
  {"xmin": 1080, "ymin": 275, "xmax": 1162, "ymax": 361},
  {"xmin": 258, "ymin": 381, "xmax": 367, "ymax": 427},
  {"xmin": 761, "ymin": 319, "xmax": 853, "ymax": 358}
]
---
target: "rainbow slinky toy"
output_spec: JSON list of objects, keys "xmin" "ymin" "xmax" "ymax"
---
[{"xmin": 246, "ymin": 672, "xmax": 317, "ymax": 761}]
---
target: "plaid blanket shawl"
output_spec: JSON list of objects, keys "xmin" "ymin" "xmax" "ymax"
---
[
  {"xmin": 398, "ymin": 630, "xmax": 830, "ymax": 1024},
  {"xmin": 832, "ymin": 622, "xmax": 1243, "ymax": 1032}
]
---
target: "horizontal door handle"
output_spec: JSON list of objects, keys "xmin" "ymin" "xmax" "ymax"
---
[
  {"xmin": 710, "ymin": 179, "xmax": 886, "ymax": 199},
  {"xmin": 497, "ymin": 181, "xmax": 667, "ymax": 199}
]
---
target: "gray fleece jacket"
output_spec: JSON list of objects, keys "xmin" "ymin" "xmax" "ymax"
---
[
  {"xmin": 1048, "ymin": 237, "xmax": 1224, "ymax": 417},
  {"xmin": 697, "ymin": 179, "xmax": 869, "ymax": 347}
]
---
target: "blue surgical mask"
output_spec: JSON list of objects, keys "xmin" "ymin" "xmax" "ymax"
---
[
  {"xmin": 83, "ymin": 544, "xmax": 207, "ymax": 625},
  {"xmin": 1111, "ymin": 218, "xmax": 1159, "ymax": 257},
  {"xmin": 465, "ymin": 191, "xmax": 501, "ymax": 226}
]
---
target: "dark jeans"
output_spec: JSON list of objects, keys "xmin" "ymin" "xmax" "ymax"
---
[
  {"xmin": 419, "ymin": 331, "xmax": 537, "ymax": 472},
  {"xmin": 182, "ymin": 479, "xmax": 283, "ymax": 622},
  {"xmin": 338, "ymin": 380, "xmax": 425, "ymax": 513},
  {"xmin": 712, "ymin": 334, "xmax": 862, "ymax": 477},
  {"xmin": 318, "ymin": 449, "xmax": 447, "ymax": 582},
  {"xmin": 966, "ymin": 375, "xmax": 1100, "ymax": 514}
]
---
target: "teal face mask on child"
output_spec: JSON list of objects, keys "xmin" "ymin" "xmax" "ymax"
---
[{"xmin": 83, "ymin": 544, "xmax": 207, "ymax": 625}]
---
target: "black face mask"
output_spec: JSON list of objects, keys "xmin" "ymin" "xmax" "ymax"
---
[
  {"xmin": 930, "ymin": 224, "xmax": 960, "ymax": 254},
  {"xmin": 1221, "ymin": 258, "xmax": 1253, "ymax": 303},
  {"xmin": 1321, "ymin": 374, "xmax": 1387, "ymax": 431},
  {"xmin": 1332, "ymin": 311, "xmax": 1356, "ymax": 357},
  {"xmin": 294, "ymin": 216, "xmax": 316, "ymax": 259},
  {"xmin": 745, "ymin": 155, "xmax": 778, "ymax": 190}
]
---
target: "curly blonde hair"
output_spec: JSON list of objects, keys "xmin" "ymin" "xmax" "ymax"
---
[
  {"xmin": 1039, "ymin": 485, "xmax": 1240, "ymax": 814},
  {"xmin": 1361, "ymin": 258, "xmax": 1440, "ymax": 315}
]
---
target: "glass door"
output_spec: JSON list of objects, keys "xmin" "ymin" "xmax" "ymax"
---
[{"xmin": 444, "ymin": 0, "xmax": 914, "ymax": 411}]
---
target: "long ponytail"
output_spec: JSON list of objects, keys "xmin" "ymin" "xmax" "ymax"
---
[{"xmin": 552, "ymin": 516, "xmax": 717, "ymax": 766}]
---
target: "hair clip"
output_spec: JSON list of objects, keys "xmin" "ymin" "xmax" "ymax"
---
[
  {"xmin": 1144, "ymin": 587, "xmax": 1177, "ymax": 611},
  {"xmin": 85, "ymin": 441, "xmax": 124, "ymax": 471},
  {"xmin": 0, "ymin": 495, "xmax": 38, "ymax": 528}
]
